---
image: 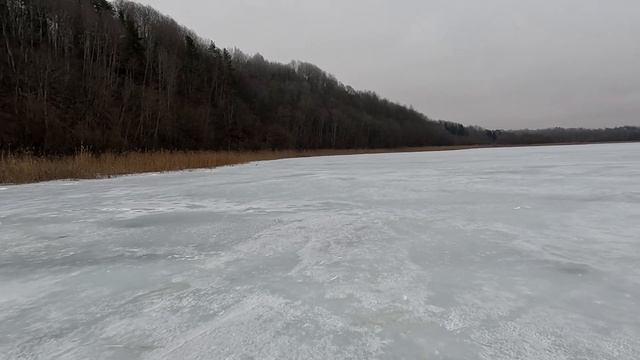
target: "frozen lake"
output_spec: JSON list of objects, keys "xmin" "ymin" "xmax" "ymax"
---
[{"xmin": 1, "ymin": 143, "xmax": 639, "ymax": 359}]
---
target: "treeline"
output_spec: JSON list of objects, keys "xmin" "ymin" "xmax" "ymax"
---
[
  {"xmin": 0, "ymin": 0, "xmax": 638, "ymax": 155},
  {"xmin": 493, "ymin": 126, "xmax": 640, "ymax": 145}
]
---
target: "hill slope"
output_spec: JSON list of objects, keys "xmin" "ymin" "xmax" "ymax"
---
[{"xmin": 0, "ymin": 0, "xmax": 638, "ymax": 154}]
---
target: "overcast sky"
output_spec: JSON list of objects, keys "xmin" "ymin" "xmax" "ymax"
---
[{"xmin": 137, "ymin": 0, "xmax": 639, "ymax": 129}]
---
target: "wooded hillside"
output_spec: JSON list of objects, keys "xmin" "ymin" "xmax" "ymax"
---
[{"xmin": 1, "ymin": 0, "xmax": 638, "ymax": 155}]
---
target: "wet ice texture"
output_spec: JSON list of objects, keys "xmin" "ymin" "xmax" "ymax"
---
[{"xmin": 1, "ymin": 143, "xmax": 639, "ymax": 359}]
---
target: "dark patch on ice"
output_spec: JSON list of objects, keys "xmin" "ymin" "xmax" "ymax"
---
[
  {"xmin": 109, "ymin": 211, "xmax": 219, "ymax": 229},
  {"xmin": 555, "ymin": 262, "xmax": 592, "ymax": 276},
  {"xmin": 277, "ymin": 172, "xmax": 316, "ymax": 179},
  {"xmin": 531, "ymin": 259, "xmax": 595, "ymax": 277},
  {"xmin": 185, "ymin": 203, "xmax": 207, "ymax": 209},
  {"xmin": 0, "ymin": 251, "xmax": 173, "ymax": 270}
]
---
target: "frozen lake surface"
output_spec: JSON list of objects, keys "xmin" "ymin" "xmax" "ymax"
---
[{"xmin": 1, "ymin": 143, "xmax": 640, "ymax": 359}]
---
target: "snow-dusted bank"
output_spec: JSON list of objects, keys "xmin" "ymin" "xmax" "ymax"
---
[{"xmin": 1, "ymin": 143, "xmax": 639, "ymax": 359}]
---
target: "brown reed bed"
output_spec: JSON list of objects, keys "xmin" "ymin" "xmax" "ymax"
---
[{"xmin": 0, "ymin": 145, "xmax": 484, "ymax": 185}]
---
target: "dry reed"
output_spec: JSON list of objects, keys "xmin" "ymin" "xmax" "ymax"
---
[{"xmin": 0, "ymin": 146, "xmax": 483, "ymax": 184}]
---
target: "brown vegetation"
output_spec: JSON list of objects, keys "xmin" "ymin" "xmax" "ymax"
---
[{"xmin": 1, "ymin": 146, "xmax": 483, "ymax": 184}]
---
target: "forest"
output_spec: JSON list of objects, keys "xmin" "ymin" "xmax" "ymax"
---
[{"xmin": 1, "ymin": 0, "xmax": 638, "ymax": 155}]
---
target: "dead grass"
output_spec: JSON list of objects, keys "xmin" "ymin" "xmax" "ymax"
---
[{"xmin": 0, "ymin": 146, "xmax": 484, "ymax": 185}]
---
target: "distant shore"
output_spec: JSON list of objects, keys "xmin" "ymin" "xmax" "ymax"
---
[{"xmin": 1, "ymin": 142, "xmax": 636, "ymax": 185}]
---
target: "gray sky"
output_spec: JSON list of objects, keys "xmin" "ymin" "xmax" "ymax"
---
[{"xmin": 138, "ymin": 0, "xmax": 639, "ymax": 129}]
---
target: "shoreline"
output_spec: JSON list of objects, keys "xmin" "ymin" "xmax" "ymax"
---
[{"xmin": 1, "ymin": 142, "xmax": 636, "ymax": 185}]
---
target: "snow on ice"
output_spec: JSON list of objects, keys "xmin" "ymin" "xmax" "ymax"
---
[{"xmin": 1, "ymin": 143, "xmax": 639, "ymax": 359}]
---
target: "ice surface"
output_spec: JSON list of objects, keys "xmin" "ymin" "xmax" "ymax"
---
[{"xmin": 1, "ymin": 143, "xmax": 639, "ymax": 359}]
